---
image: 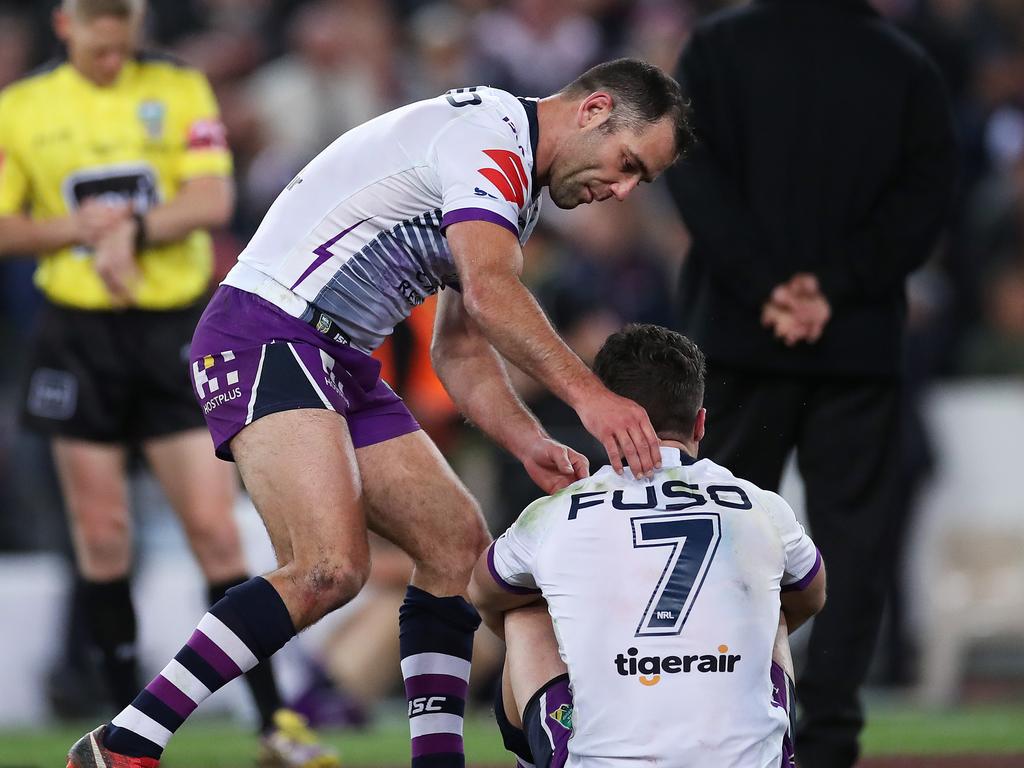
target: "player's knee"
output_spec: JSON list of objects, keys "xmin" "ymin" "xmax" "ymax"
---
[
  {"xmin": 297, "ymin": 557, "xmax": 371, "ymax": 618},
  {"xmin": 424, "ymin": 508, "xmax": 489, "ymax": 584}
]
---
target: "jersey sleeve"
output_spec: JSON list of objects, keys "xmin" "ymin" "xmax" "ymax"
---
[
  {"xmin": 486, "ymin": 496, "xmax": 553, "ymax": 594},
  {"xmin": 175, "ymin": 70, "xmax": 233, "ymax": 181},
  {"xmin": 761, "ymin": 490, "xmax": 822, "ymax": 592},
  {"xmin": 0, "ymin": 90, "xmax": 29, "ymax": 216},
  {"xmin": 433, "ymin": 114, "xmax": 528, "ymax": 239}
]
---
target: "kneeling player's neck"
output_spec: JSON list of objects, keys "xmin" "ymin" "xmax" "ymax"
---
[{"xmin": 659, "ymin": 437, "xmax": 697, "ymax": 462}]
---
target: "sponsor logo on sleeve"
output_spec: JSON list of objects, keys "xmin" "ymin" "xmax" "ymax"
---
[{"xmin": 477, "ymin": 149, "xmax": 528, "ymax": 207}]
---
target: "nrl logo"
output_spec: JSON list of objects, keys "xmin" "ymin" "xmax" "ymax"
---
[{"xmin": 548, "ymin": 703, "xmax": 573, "ymax": 731}]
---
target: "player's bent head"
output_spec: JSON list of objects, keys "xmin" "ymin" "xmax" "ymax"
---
[
  {"xmin": 560, "ymin": 59, "xmax": 695, "ymax": 159},
  {"xmin": 593, "ymin": 324, "xmax": 706, "ymax": 441},
  {"xmin": 57, "ymin": 0, "xmax": 144, "ymax": 87}
]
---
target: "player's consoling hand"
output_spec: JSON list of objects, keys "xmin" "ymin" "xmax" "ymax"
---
[
  {"xmin": 93, "ymin": 217, "xmax": 142, "ymax": 307},
  {"xmin": 519, "ymin": 436, "xmax": 590, "ymax": 494},
  {"xmin": 575, "ymin": 388, "xmax": 662, "ymax": 478}
]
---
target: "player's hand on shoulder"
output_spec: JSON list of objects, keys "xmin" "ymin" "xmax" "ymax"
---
[
  {"xmin": 519, "ymin": 436, "xmax": 590, "ymax": 494},
  {"xmin": 575, "ymin": 386, "xmax": 661, "ymax": 479}
]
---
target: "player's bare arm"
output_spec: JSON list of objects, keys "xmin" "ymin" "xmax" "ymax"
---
[
  {"xmin": 468, "ymin": 550, "xmax": 540, "ymax": 638},
  {"xmin": 446, "ymin": 218, "xmax": 662, "ymax": 477},
  {"xmin": 781, "ymin": 561, "xmax": 827, "ymax": 632},
  {"xmin": 432, "ymin": 286, "xmax": 588, "ymax": 493}
]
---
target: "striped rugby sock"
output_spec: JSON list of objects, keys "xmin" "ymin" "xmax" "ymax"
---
[
  {"xmin": 103, "ymin": 577, "xmax": 295, "ymax": 759},
  {"xmin": 399, "ymin": 585, "xmax": 481, "ymax": 768}
]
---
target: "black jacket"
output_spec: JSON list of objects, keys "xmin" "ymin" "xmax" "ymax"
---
[{"xmin": 667, "ymin": 0, "xmax": 957, "ymax": 376}]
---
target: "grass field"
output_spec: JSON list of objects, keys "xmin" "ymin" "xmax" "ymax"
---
[{"xmin": 3, "ymin": 703, "xmax": 1023, "ymax": 767}]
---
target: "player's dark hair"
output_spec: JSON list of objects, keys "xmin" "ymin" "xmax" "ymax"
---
[
  {"xmin": 65, "ymin": 0, "xmax": 144, "ymax": 20},
  {"xmin": 593, "ymin": 324, "xmax": 706, "ymax": 439},
  {"xmin": 560, "ymin": 58, "xmax": 695, "ymax": 158}
]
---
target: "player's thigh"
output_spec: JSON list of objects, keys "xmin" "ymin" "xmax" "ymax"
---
[
  {"xmin": 355, "ymin": 430, "xmax": 489, "ymax": 574},
  {"xmin": 231, "ymin": 408, "xmax": 368, "ymax": 574},
  {"xmin": 505, "ymin": 604, "xmax": 568, "ymax": 720},
  {"xmin": 52, "ymin": 437, "xmax": 132, "ymax": 579},
  {"xmin": 143, "ymin": 428, "xmax": 245, "ymax": 580}
]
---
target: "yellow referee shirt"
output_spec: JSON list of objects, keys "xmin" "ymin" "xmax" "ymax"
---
[{"xmin": 0, "ymin": 54, "xmax": 232, "ymax": 310}]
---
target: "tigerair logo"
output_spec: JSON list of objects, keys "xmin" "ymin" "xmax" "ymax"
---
[
  {"xmin": 614, "ymin": 645, "xmax": 741, "ymax": 686},
  {"xmin": 477, "ymin": 148, "xmax": 528, "ymax": 207},
  {"xmin": 549, "ymin": 704, "xmax": 573, "ymax": 731}
]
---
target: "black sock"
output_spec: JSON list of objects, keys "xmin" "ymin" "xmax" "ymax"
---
[
  {"xmin": 400, "ymin": 585, "xmax": 481, "ymax": 768},
  {"xmin": 81, "ymin": 576, "xmax": 140, "ymax": 709},
  {"xmin": 208, "ymin": 575, "xmax": 283, "ymax": 732}
]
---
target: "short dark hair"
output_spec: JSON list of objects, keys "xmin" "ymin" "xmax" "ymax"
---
[
  {"xmin": 593, "ymin": 324, "xmax": 706, "ymax": 438},
  {"xmin": 560, "ymin": 58, "xmax": 695, "ymax": 158},
  {"xmin": 65, "ymin": 0, "xmax": 144, "ymax": 20}
]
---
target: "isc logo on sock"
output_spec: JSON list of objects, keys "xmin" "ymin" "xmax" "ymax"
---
[{"xmin": 408, "ymin": 696, "xmax": 445, "ymax": 716}]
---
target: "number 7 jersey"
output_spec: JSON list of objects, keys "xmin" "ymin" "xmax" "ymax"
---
[{"xmin": 488, "ymin": 447, "xmax": 821, "ymax": 768}]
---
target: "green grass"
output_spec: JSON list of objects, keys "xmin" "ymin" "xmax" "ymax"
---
[
  {"xmin": 860, "ymin": 703, "xmax": 1024, "ymax": 756},
  {"xmin": 2, "ymin": 704, "xmax": 1024, "ymax": 766}
]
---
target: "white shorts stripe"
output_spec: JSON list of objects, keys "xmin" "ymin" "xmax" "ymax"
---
[
  {"xmin": 111, "ymin": 705, "xmax": 173, "ymax": 748},
  {"xmin": 400, "ymin": 652, "xmax": 472, "ymax": 682},
  {"xmin": 539, "ymin": 691, "xmax": 555, "ymax": 750},
  {"xmin": 287, "ymin": 342, "xmax": 335, "ymax": 410},
  {"xmin": 409, "ymin": 712, "xmax": 464, "ymax": 739},
  {"xmin": 160, "ymin": 659, "xmax": 212, "ymax": 705},
  {"xmin": 197, "ymin": 613, "xmax": 259, "ymax": 672},
  {"xmin": 245, "ymin": 344, "xmax": 267, "ymax": 424}
]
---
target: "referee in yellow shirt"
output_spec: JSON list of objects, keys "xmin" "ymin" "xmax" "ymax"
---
[{"xmin": 0, "ymin": 2, "xmax": 335, "ymax": 765}]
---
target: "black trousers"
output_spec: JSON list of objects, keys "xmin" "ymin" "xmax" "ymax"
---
[{"xmin": 699, "ymin": 365, "xmax": 906, "ymax": 768}]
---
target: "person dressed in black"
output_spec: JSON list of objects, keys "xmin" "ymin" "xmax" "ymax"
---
[{"xmin": 666, "ymin": 1, "xmax": 956, "ymax": 766}]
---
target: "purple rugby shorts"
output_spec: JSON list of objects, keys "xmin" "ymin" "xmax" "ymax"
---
[
  {"xmin": 771, "ymin": 660, "xmax": 797, "ymax": 768},
  {"xmin": 189, "ymin": 285, "xmax": 420, "ymax": 461}
]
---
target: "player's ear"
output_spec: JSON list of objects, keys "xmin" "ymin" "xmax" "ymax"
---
[
  {"xmin": 577, "ymin": 91, "xmax": 613, "ymax": 130},
  {"xmin": 693, "ymin": 407, "xmax": 706, "ymax": 445}
]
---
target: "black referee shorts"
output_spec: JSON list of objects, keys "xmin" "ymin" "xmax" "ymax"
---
[{"xmin": 20, "ymin": 300, "xmax": 208, "ymax": 443}]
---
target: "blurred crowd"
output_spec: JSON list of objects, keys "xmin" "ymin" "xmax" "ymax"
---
[{"xmin": 2, "ymin": 0, "xmax": 1024, "ymax": 711}]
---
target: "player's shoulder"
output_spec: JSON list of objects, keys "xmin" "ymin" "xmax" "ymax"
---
[
  {"xmin": 426, "ymin": 85, "xmax": 527, "ymax": 140},
  {"xmin": 693, "ymin": 458, "xmax": 788, "ymax": 512}
]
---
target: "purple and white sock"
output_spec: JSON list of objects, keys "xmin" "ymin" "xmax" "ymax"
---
[
  {"xmin": 400, "ymin": 585, "xmax": 481, "ymax": 768},
  {"xmin": 104, "ymin": 577, "xmax": 295, "ymax": 759}
]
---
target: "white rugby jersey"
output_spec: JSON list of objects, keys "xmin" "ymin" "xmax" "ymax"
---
[
  {"xmin": 489, "ymin": 447, "xmax": 821, "ymax": 768},
  {"xmin": 223, "ymin": 86, "xmax": 543, "ymax": 353}
]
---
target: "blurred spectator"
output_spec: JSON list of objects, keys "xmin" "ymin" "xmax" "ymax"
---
[
  {"xmin": 473, "ymin": 0, "xmax": 604, "ymax": 95},
  {"xmin": 246, "ymin": 0, "xmax": 393, "ymax": 166},
  {"xmin": 960, "ymin": 260, "xmax": 1024, "ymax": 375}
]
